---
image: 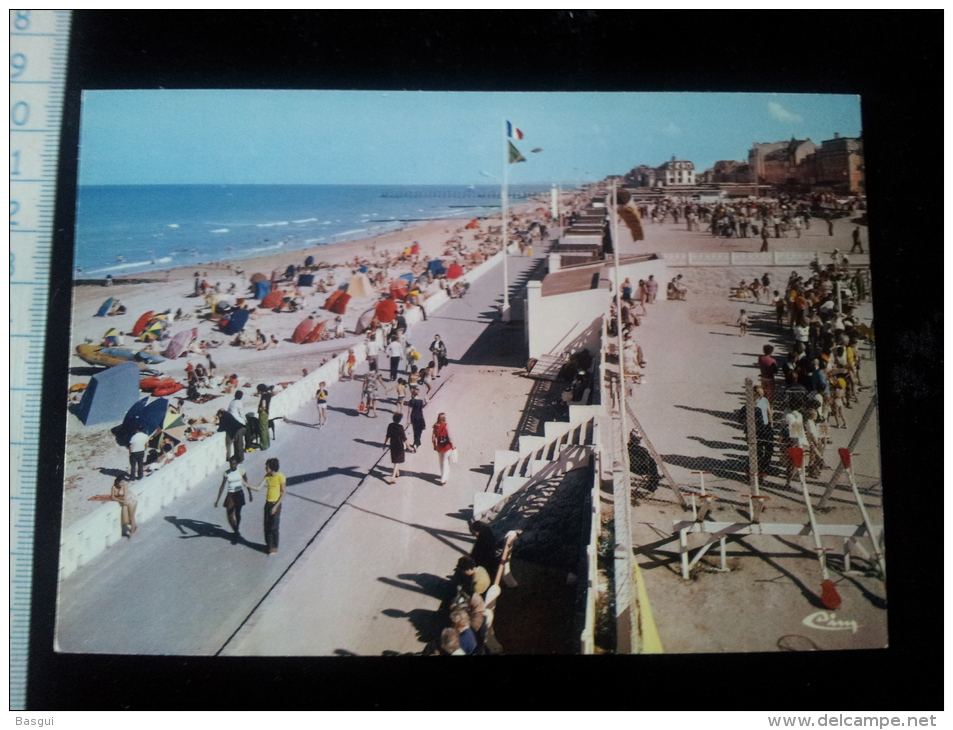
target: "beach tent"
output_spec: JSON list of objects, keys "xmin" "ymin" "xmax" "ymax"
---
[
  {"xmin": 465, "ymin": 218, "xmax": 480, "ymax": 229},
  {"xmin": 96, "ymin": 298, "xmax": 116, "ymax": 317},
  {"xmin": 117, "ymin": 396, "xmax": 169, "ymax": 445},
  {"xmin": 355, "ymin": 308, "xmax": 377, "ymax": 334},
  {"xmin": 75, "ymin": 361, "xmax": 141, "ymax": 426},
  {"xmin": 103, "ymin": 328, "xmax": 119, "ymax": 346},
  {"xmin": 261, "ymin": 290, "xmax": 284, "ymax": 309},
  {"xmin": 329, "ymin": 292, "xmax": 351, "ymax": 315},
  {"xmin": 221, "ymin": 308, "xmax": 250, "ymax": 336},
  {"xmin": 446, "ymin": 263, "xmax": 464, "ymax": 280},
  {"xmin": 254, "ymin": 280, "xmax": 271, "ymax": 300},
  {"xmin": 285, "ymin": 264, "xmax": 296, "ymax": 280},
  {"xmin": 292, "ymin": 318, "xmax": 316, "ymax": 344},
  {"xmin": 305, "ymin": 255, "xmax": 315, "ymax": 267},
  {"xmin": 298, "ymin": 273, "xmax": 315, "ymax": 287},
  {"xmin": 346, "ymin": 273, "xmax": 373, "ymax": 299},
  {"xmin": 389, "ymin": 279, "xmax": 408, "ymax": 299},
  {"xmin": 427, "ymin": 259, "xmax": 446, "ymax": 276},
  {"xmin": 358, "ymin": 265, "xmax": 368, "ymax": 274},
  {"xmin": 132, "ymin": 311, "xmax": 155, "ymax": 336},
  {"xmin": 250, "ymin": 272, "xmax": 268, "ymax": 283},
  {"xmin": 304, "ymin": 320, "xmax": 327, "ymax": 344},
  {"xmin": 322, "ymin": 290, "xmax": 343, "ymax": 311},
  {"xmin": 411, "ymin": 243, "xmax": 420, "ymax": 255},
  {"xmin": 163, "ymin": 328, "xmax": 198, "ymax": 359},
  {"xmin": 375, "ymin": 299, "xmax": 397, "ymax": 323},
  {"xmin": 399, "ymin": 273, "xmax": 415, "ymax": 283}
]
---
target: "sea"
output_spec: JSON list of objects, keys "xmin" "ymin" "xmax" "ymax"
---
[{"xmin": 73, "ymin": 184, "xmax": 557, "ymax": 278}]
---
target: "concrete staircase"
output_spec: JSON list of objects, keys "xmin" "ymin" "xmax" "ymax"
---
[{"xmin": 474, "ymin": 404, "xmax": 601, "ymax": 520}]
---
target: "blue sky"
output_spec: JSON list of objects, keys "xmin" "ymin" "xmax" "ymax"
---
[{"xmin": 79, "ymin": 90, "xmax": 862, "ymax": 186}]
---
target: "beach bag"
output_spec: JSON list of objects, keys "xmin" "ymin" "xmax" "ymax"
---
[
  {"xmin": 439, "ymin": 354, "xmax": 448, "ymax": 369},
  {"xmin": 358, "ymin": 401, "xmax": 366, "ymax": 413},
  {"xmin": 410, "ymin": 349, "xmax": 421, "ymax": 361},
  {"xmin": 449, "ymin": 447, "xmax": 459, "ymax": 464}
]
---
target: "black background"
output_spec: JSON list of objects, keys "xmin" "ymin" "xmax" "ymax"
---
[{"xmin": 28, "ymin": 10, "xmax": 943, "ymax": 710}]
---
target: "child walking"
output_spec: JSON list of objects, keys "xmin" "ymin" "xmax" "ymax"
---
[{"xmin": 737, "ymin": 309, "xmax": 749, "ymax": 336}]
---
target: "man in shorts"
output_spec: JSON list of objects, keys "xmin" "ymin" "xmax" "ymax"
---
[{"xmin": 315, "ymin": 381, "xmax": 328, "ymax": 427}]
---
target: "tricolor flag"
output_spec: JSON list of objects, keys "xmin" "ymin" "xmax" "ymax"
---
[
  {"xmin": 508, "ymin": 141, "xmax": 526, "ymax": 164},
  {"xmin": 506, "ymin": 121, "xmax": 523, "ymax": 140}
]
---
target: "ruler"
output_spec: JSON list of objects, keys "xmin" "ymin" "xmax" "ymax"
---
[{"xmin": 9, "ymin": 9, "xmax": 71, "ymax": 711}]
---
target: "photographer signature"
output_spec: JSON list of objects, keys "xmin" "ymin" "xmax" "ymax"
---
[{"xmin": 802, "ymin": 611, "xmax": 858, "ymax": 634}]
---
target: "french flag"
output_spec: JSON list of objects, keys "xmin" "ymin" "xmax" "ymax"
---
[{"xmin": 506, "ymin": 121, "xmax": 523, "ymax": 140}]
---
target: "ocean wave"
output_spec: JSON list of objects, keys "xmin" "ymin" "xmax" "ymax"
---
[
  {"xmin": 321, "ymin": 221, "xmax": 332, "ymax": 225},
  {"xmin": 256, "ymin": 221, "xmax": 289, "ymax": 228},
  {"xmin": 247, "ymin": 241, "xmax": 286, "ymax": 253},
  {"xmin": 304, "ymin": 238, "xmax": 326, "ymax": 243},
  {"xmin": 87, "ymin": 257, "xmax": 173, "ymax": 274},
  {"xmin": 210, "ymin": 228, "xmax": 229, "ymax": 233},
  {"xmin": 167, "ymin": 224, "xmax": 179, "ymax": 228},
  {"xmin": 335, "ymin": 228, "xmax": 368, "ymax": 238},
  {"xmin": 293, "ymin": 218, "xmax": 318, "ymax": 223}
]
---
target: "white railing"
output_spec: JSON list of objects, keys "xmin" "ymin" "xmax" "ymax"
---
[
  {"xmin": 580, "ymin": 448, "xmax": 602, "ymax": 654},
  {"xmin": 662, "ymin": 251, "xmax": 870, "ymax": 267}
]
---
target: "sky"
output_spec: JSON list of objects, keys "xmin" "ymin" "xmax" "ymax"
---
[{"xmin": 78, "ymin": 90, "xmax": 862, "ymax": 186}]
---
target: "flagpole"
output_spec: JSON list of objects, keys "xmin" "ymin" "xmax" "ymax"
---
[{"xmin": 502, "ymin": 118, "xmax": 510, "ymax": 322}]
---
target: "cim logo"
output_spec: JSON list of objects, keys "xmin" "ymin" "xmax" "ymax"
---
[{"xmin": 802, "ymin": 611, "xmax": 859, "ymax": 634}]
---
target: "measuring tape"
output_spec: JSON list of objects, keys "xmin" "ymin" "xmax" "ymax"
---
[{"xmin": 9, "ymin": 9, "xmax": 71, "ymax": 711}]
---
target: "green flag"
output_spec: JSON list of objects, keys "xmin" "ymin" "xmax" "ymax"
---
[{"xmin": 508, "ymin": 141, "xmax": 526, "ymax": 163}]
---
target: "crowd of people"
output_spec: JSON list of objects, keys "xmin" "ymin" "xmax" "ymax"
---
[{"xmin": 752, "ymin": 261, "xmax": 871, "ymax": 486}]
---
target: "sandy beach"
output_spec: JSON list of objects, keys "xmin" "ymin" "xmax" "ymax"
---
[{"xmin": 64, "ymin": 195, "xmax": 564, "ymax": 526}]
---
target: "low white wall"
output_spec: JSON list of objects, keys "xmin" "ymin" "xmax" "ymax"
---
[
  {"xmin": 525, "ymin": 282, "xmax": 607, "ymax": 360},
  {"xmin": 661, "ymin": 251, "xmax": 870, "ymax": 267},
  {"xmin": 58, "ymin": 244, "xmax": 516, "ymax": 580}
]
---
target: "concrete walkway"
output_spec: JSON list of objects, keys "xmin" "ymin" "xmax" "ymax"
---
[{"xmin": 55, "ymin": 240, "xmax": 551, "ymax": 656}]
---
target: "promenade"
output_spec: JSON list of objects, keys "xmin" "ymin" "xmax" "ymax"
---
[{"xmin": 56, "ymin": 240, "xmax": 550, "ymax": 655}]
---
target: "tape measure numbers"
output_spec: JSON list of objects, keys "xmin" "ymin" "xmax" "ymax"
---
[{"xmin": 9, "ymin": 9, "xmax": 72, "ymax": 711}]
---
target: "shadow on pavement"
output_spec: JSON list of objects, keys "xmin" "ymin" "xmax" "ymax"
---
[
  {"xmin": 286, "ymin": 466, "xmax": 364, "ymax": 487},
  {"xmin": 381, "ymin": 606, "xmax": 444, "ymax": 648},
  {"xmin": 163, "ymin": 515, "xmax": 269, "ymax": 553}
]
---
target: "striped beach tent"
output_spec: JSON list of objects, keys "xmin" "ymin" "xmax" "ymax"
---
[
  {"xmin": 292, "ymin": 317, "xmax": 316, "ymax": 344},
  {"xmin": 163, "ymin": 328, "xmax": 197, "ymax": 359},
  {"xmin": 303, "ymin": 320, "xmax": 327, "ymax": 343}
]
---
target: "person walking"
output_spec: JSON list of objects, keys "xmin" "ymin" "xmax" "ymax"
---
[
  {"xmin": 387, "ymin": 335, "xmax": 403, "ymax": 381},
  {"xmin": 850, "ymin": 226, "xmax": 864, "ymax": 253},
  {"xmin": 362, "ymin": 371, "xmax": 387, "ymax": 418},
  {"xmin": 214, "ymin": 456, "xmax": 253, "ymax": 543},
  {"xmin": 250, "ymin": 458, "xmax": 285, "ymax": 555},
  {"xmin": 111, "ymin": 476, "xmax": 138, "ymax": 538},
  {"xmin": 366, "ymin": 331, "xmax": 382, "ymax": 376},
  {"xmin": 315, "ymin": 381, "xmax": 329, "ymax": 427},
  {"xmin": 432, "ymin": 412, "xmax": 454, "ymax": 485},
  {"xmin": 226, "ymin": 390, "xmax": 248, "ymax": 460},
  {"xmin": 645, "ymin": 275, "xmax": 658, "ymax": 304},
  {"xmin": 383, "ymin": 413, "xmax": 410, "ymax": 484},
  {"xmin": 737, "ymin": 309, "xmax": 749, "ymax": 336},
  {"xmin": 760, "ymin": 224, "xmax": 770, "ymax": 252},
  {"xmin": 128, "ymin": 426, "xmax": 148, "ymax": 481},
  {"xmin": 406, "ymin": 387, "xmax": 428, "ymax": 449},
  {"xmin": 429, "ymin": 334, "xmax": 448, "ymax": 378}
]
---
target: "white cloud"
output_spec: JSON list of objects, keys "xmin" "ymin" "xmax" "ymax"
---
[
  {"xmin": 767, "ymin": 101, "xmax": 802, "ymax": 123},
  {"xmin": 663, "ymin": 122, "xmax": 681, "ymax": 137}
]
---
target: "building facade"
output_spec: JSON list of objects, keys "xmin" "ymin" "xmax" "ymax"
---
[
  {"xmin": 797, "ymin": 134, "xmax": 864, "ymax": 194},
  {"xmin": 749, "ymin": 138, "xmax": 817, "ymax": 186}
]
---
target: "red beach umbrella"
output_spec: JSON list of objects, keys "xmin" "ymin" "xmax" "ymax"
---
[
  {"xmin": 446, "ymin": 263, "xmax": 463, "ymax": 280},
  {"xmin": 292, "ymin": 318, "xmax": 315, "ymax": 344},
  {"xmin": 261, "ymin": 290, "xmax": 284, "ymax": 309},
  {"xmin": 375, "ymin": 299, "xmax": 397, "ymax": 323},
  {"xmin": 132, "ymin": 311, "xmax": 155, "ymax": 336}
]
